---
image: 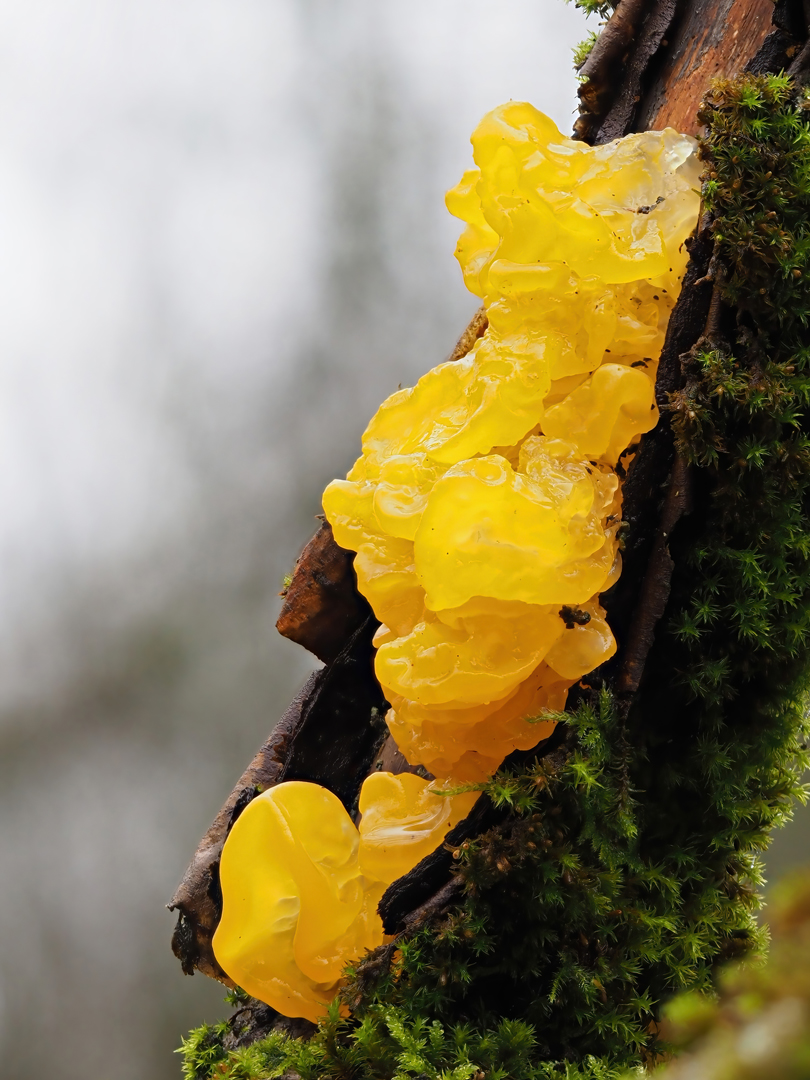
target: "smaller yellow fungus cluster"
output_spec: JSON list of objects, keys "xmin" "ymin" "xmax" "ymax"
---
[
  {"xmin": 213, "ymin": 102, "xmax": 701, "ymax": 1022},
  {"xmin": 213, "ymin": 778, "xmax": 476, "ymax": 1022},
  {"xmin": 358, "ymin": 771, "xmax": 478, "ymax": 884}
]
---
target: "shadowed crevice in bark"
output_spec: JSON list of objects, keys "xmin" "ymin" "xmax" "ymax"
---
[
  {"xmin": 598, "ymin": 223, "xmax": 714, "ymax": 693},
  {"xmin": 579, "ymin": 0, "xmax": 679, "ymax": 145},
  {"xmin": 378, "ymin": 728, "xmax": 571, "ymax": 934}
]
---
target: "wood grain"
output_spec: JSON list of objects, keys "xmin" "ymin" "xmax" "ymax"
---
[{"xmin": 640, "ymin": 0, "xmax": 778, "ymax": 134}]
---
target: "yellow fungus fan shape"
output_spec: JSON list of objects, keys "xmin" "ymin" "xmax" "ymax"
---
[
  {"xmin": 385, "ymin": 660, "xmax": 565, "ymax": 783},
  {"xmin": 450, "ymin": 102, "xmax": 700, "ymax": 294},
  {"xmin": 323, "ymin": 103, "xmax": 697, "ymax": 771},
  {"xmin": 213, "ymin": 782, "xmax": 380, "ymax": 1023},
  {"xmin": 413, "ymin": 438, "xmax": 620, "ymax": 611},
  {"xmin": 358, "ymin": 772, "xmax": 478, "ymax": 883},
  {"xmin": 542, "ymin": 365, "xmax": 658, "ymax": 466},
  {"xmin": 214, "ymin": 778, "xmax": 477, "ymax": 1022},
  {"xmin": 213, "ymin": 102, "xmax": 701, "ymax": 1022}
]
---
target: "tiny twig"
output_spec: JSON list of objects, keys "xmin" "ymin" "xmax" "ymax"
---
[
  {"xmin": 447, "ymin": 306, "xmax": 488, "ymax": 362},
  {"xmin": 703, "ymin": 283, "xmax": 724, "ymax": 341}
]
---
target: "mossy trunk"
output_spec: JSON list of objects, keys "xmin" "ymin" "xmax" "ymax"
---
[{"xmin": 174, "ymin": 3, "xmax": 810, "ymax": 1077}]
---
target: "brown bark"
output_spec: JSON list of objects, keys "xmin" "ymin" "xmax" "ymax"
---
[
  {"xmin": 276, "ymin": 521, "xmax": 371, "ymax": 665},
  {"xmin": 447, "ymin": 305, "xmax": 488, "ymax": 362},
  {"xmin": 577, "ymin": 0, "xmax": 806, "ymax": 144},
  {"xmin": 577, "ymin": 0, "xmax": 679, "ymax": 143},
  {"xmin": 639, "ymin": 0, "xmax": 783, "ymax": 134},
  {"xmin": 170, "ymin": 0, "xmax": 810, "ymax": 989}
]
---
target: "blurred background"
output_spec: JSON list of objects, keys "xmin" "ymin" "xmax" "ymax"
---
[{"xmin": 0, "ymin": 2, "xmax": 806, "ymax": 1078}]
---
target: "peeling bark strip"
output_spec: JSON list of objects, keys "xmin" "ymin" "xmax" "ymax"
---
[
  {"xmin": 639, "ymin": 0, "xmax": 787, "ymax": 135},
  {"xmin": 276, "ymin": 522, "xmax": 371, "ymax": 665},
  {"xmin": 577, "ymin": 0, "xmax": 653, "ymax": 131},
  {"xmin": 447, "ymin": 305, "xmax": 488, "ymax": 362},
  {"xmin": 577, "ymin": 0, "xmax": 806, "ymax": 143},
  {"xmin": 169, "ymin": 618, "xmax": 388, "ymax": 982},
  {"xmin": 585, "ymin": 0, "xmax": 679, "ymax": 145}
]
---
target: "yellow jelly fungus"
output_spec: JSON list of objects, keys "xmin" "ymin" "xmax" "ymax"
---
[
  {"xmin": 412, "ymin": 438, "xmax": 620, "ymax": 611},
  {"xmin": 213, "ymin": 782, "xmax": 383, "ymax": 1023},
  {"xmin": 214, "ymin": 102, "xmax": 701, "ymax": 1020},
  {"xmin": 323, "ymin": 103, "xmax": 699, "ymax": 775},
  {"xmin": 385, "ymin": 660, "xmax": 565, "ymax": 783},
  {"xmin": 358, "ymin": 772, "xmax": 478, "ymax": 883},
  {"xmin": 213, "ymin": 777, "xmax": 476, "ymax": 1022}
]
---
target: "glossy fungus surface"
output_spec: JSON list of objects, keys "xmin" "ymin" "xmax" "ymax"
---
[
  {"xmin": 213, "ymin": 778, "xmax": 476, "ymax": 1021},
  {"xmin": 214, "ymin": 103, "xmax": 701, "ymax": 1019},
  {"xmin": 325, "ymin": 102, "xmax": 699, "ymax": 779}
]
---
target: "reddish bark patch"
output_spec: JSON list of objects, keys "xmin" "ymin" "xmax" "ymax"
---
[
  {"xmin": 276, "ymin": 522, "xmax": 371, "ymax": 665},
  {"xmin": 641, "ymin": 0, "xmax": 777, "ymax": 134}
]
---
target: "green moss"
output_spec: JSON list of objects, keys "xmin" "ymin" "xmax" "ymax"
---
[
  {"xmin": 225, "ymin": 986, "xmax": 252, "ymax": 1009},
  {"xmin": 179, "ymin": 999, "xmax": 630, "ymax": 1080},
  {"xmin": 178, "ymin": 74, "xmax": 810, "ymax": 1079},
  {"xmin": 565, "ymin": 0, "xmax": 615, "ymax": 19},
  {"xmin": 646, "ymin": 870, "xmax": 810, "ymax": 1080},
  {"xmin": 572, "ymin": 30, "xmax": 599, "ymax": 72},
  {"xmin": 177, "ymin": 1020, "xmax": 230, "ymax": 1079}
]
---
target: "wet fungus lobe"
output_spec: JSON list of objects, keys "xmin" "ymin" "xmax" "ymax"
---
[
  {"xmin": 213, "ymin": 101, "xmax": 701, "ymax": 1020},
  {"xmin": 213, "ymin": 777, "xmax": 476, "ymax": 1023}
]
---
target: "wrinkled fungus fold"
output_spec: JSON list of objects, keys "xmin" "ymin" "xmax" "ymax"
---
[{"xmin": 213, "ymin": 102, "xmax": 701, "ymax": 1019}]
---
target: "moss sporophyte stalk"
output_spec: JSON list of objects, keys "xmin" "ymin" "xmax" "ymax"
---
[{"xmin": 181, "ymin": 76, "xmax": 810, "ymax": 1079}]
